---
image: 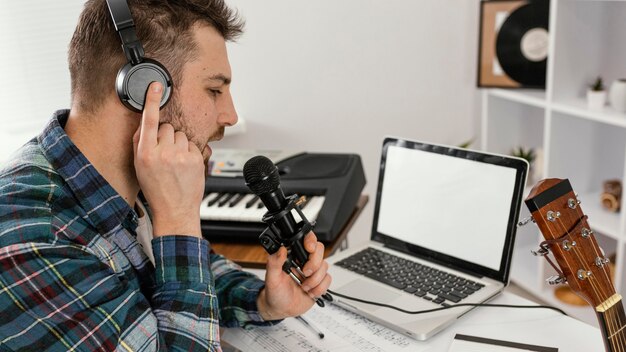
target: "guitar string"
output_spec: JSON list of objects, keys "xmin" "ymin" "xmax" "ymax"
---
[
  {"xmin": 556, "ymin": 211, "xmax": 624, "ymax": 350},
  {"xmin": 560, "ymin": 233, "xmax": 623, "ymax": 351},
  {"xmin": 611, "ymin": 304, "xmax": 625, "ymax": 352},
  {"xmin": 548, "ymin": 212, "xmax": 624, "ymax": 352},
  {"xmin": 581, "ymin": 232, "xmax": 626, "ymax": 350},
  {"xmin": 555, "ymin": 220, "xmax": 619, "ymax": 350},
  {"xmin": 611, "ymin": 311, "xmax": 626, "ymax": 351},
  {"xmin": 570, "ymin": 207, "xmax": 626, "ymax": 349},
  {"xmin": 548, "ymin": 195, "xmax": 626, "ymax": 352},
  {"xmin": 552, "ymin": 218, "xmax": 608, "ymax": 307},
  {"xmin": 552, "ymin": 215, "xmax": 610, "ymax": 306},
  {"xmin": 575, "ymin": 213, "xmax": 615, "ymax": 302}
]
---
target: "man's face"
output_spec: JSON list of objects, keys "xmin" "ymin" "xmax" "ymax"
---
[{"xmin": 160, "ymin": 24, "xmax": 238, "ymax": 165}]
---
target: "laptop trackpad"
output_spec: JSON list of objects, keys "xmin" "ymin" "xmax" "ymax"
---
[{"xmin": 335, "ymin": 279, "xmax": 401, "ymax": 311}]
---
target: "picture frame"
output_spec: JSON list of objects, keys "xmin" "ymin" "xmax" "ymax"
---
[{"xmin": 477, "ymin": 0, "xmax": 549, "ymax": 89}]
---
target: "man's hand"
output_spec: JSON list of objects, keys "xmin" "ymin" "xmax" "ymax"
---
[
  {"xmin": 132, "ymin": 82, "xmax": 205, "ymax": 237},
  {"xmin": 258, "ymin": 232, "xmax": 332, "ymax": 320}
]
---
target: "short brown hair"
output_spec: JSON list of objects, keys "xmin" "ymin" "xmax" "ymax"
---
[{"xmin": 68, "ymin": 0, "xmax": 244, "ymax": 113}]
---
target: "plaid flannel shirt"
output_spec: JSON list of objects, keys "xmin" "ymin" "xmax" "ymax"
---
[{"xmin": 0, "ymin": 110, "xmax": 276, "ymax": 351}]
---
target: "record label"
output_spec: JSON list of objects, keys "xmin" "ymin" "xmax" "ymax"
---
[{"xmin": 521, "ymin": 27, "xmax": 548, "ymax": 62}]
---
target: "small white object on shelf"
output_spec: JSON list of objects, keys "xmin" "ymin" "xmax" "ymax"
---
[
  {"xmin": 586, "ymin": 89, "xmax": 607, "ymax": 110},
  {"xmin": 609, "ymin": 79, "xmax": 626, "ymax": 113}
]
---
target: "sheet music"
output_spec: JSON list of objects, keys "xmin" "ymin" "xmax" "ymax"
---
[{"xmin": 222, "ymin": 304, "xmax": 428, "ymax": 352}]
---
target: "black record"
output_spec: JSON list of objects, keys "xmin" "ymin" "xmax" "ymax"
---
[{"xmin": 495, "ymin": 1, "xmax": 549, "ymax": 87}]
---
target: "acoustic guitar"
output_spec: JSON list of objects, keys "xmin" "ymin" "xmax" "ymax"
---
[{"xmin": 524, "ymin": 178, "xmax": 626, "ymax": 352}]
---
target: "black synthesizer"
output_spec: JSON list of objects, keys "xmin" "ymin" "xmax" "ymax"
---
[{"xmin": 200, "ymin": 152, "xmax": 366, "ymax": 243}]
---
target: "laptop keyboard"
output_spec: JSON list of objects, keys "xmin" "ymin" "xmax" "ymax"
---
[{"xmin": 335, "ymin": 248, "xmax": 484, "ymax": 307}]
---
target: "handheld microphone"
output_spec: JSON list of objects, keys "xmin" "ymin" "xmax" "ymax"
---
[{"xmin": 243, "ymin": 155, "xmax": 331, "ymax": 306}]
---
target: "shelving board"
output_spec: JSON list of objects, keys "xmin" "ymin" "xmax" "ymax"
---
[
  {"xmin": 487, "ymin": 89, "xmax": 547, "ymax": 108},
  {"xmin": 552, "ymin": 98, "xmax": 626, "ymax": 128}
]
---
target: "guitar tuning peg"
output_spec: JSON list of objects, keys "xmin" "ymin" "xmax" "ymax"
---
[
  {"xmin": 577, "ymin": 269, "xmax": 592, "ymax": 280},
  {"xmin": 595, "ymin": 256, "xmax": 610, "ymax": 267},
  {"xmin": 517, "ymin": 216, "xmax": 535, "ymax": 227},
  {"xmin": 546, "ymin": 275, "xmax": 566, "ymax": 285},
  {"xmin": 546, "ymin": 210, "xmax": 560, "ymax": 222},
  {"xmin": 568, "ymin": 198, "xmax": 577, "ymax": 209}
]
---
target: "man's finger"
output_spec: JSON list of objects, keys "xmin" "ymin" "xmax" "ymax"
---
[
  {"xmin": 138, "ymin": 82, "xmax": 163, "ymax": 149},
  {"xmin": 132, "ymin": 126, "xmax": 140, "ymax": 157},
  {"xmin": 265, "ymin": 247, "xmax": 287, "ymax": 288},
  {"xmin": 157, "ymin": 123, "xmax": 175, "ymax": 145},
  {"xmin": 304, "ymin": 232, "xmax": 318, "ymax": 252},
  {"xmin": 301, "ymin": 261, "xmax": 328, "ymax": 292},
  {"xmin": 302, "ymin": 241, "xmax": 324, "ymax": 277},
  {"xmin": 174, "ymin": 131, "xmax": 189, "ymax": 150}
]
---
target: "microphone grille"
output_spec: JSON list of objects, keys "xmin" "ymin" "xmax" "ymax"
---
[{"xmin": 243, "ymin": 155, "xmax": 280, "ymax": 195}]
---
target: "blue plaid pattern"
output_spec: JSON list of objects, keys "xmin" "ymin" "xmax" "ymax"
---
[{"xmin": 0, "ymin": 110, "xmax": 276, "ymax": 351}]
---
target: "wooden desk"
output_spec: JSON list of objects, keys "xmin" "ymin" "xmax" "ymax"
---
[{"xmin": 211, "ymin": 195, "xmax": 369, "ymax": 268}]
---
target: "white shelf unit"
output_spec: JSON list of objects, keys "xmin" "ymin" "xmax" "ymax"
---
[{"xmin": 481, "ymin": 0, "xmax": 626, "ymax": 326}]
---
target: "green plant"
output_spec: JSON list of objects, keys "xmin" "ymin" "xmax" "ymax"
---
[
  {"xmin": 590, "ymin": 76, "xmax": 604, "ymax": 91},
  {"xmin": 511, "ymin": 146, "xmax": 536, "ymax": 164}
]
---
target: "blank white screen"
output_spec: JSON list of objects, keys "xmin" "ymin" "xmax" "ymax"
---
[{"xmin": 377, "ymin": 146, "xmax": 517, "ymax": 271}]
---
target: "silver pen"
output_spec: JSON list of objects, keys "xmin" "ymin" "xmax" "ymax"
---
[{"xmin": 295, "ymin": 315, "xmax": 325, "ymax": 339}]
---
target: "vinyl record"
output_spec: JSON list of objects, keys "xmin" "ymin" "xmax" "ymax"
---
[{"xmin": 495, "ymin": 1, "xmax": 549, "ymax": 87}]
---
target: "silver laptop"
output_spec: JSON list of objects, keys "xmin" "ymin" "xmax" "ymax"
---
[{"xmin": 327, "ymin": 137, "xmax": 528, "ymax": 341}]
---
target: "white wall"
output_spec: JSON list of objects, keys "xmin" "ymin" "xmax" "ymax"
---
[
  {"xmin": 0, "ymin": 1, "xmax": 482, "ymax": 246},
  {"xmin": 0, "ymin": 1, "xmax": 84, "ymax": 161},
  {"xmin": 220, "ymin": 0, "xmax": 482, "ymax": 245}
]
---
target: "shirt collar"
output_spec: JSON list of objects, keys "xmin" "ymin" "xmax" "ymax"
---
[{"xmin": 38, "ymin": 110, "xmax": 138, "ymax": 235}]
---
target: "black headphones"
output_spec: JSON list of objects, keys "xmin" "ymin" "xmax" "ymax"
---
[{"xmin": 105, "ymin": 0, "xmax": 173, "ymax": 112}]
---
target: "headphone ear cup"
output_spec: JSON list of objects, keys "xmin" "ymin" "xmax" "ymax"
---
[{"xmin": 116, "ymin": 58, "xmax": 173, "ymax": 112}]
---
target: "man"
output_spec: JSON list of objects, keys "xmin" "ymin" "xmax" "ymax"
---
[{"xmin": 0, "ymin": 0, "xmax": 331, "ymax": 350}]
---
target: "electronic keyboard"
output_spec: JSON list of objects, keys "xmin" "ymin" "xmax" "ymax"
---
[{"xmin": 200, "ymin": 152, "xmax": 366, "ymax": 243}]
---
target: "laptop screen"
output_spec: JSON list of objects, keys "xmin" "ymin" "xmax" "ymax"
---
[{"xmin": 372, "ymin": 138, "xmax": 528, "ymax": 282}]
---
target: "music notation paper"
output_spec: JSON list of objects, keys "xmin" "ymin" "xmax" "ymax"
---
[{"xmin": 221, "ymin": 303, "xmax": 429, "ymax": 352}]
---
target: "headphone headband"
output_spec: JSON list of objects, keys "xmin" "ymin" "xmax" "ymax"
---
[
  {"xmin": 105, "ymin": 0, "xmax": 144, "ymax": 65},
  {"xmin": 105, "ymin": 0, "xmax": 173, "ymax": 112}
]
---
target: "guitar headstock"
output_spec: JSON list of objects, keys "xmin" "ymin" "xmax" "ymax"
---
[{"xmin": 525, "ymin": 178, "xmax": 615, "ymax": 307}]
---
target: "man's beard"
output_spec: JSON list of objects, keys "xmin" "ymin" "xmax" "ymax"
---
[{"xmin": 160, "ymin": 96, "xmax": 224, "ymax": 165}]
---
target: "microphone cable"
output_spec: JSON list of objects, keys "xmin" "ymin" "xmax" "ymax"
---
[{"xmin": 326, "ymin": 289, "xmax": 568, "ymax": 316}]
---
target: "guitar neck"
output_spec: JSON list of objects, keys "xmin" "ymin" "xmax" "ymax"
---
[{"xmin": 597, "ymin": 294, "xmax": 626, "ymax": 352}]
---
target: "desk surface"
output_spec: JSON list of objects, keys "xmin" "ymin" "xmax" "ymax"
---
[
  {"xmin": 419, "ymin": 291, "xmax": 602, "ymax": 351},
  {"xmin": 211, "ymin": 195, "xmax": 369, "ymax": 268},
  {"xmin": 222, "ymin": 283, "xmax": 603, "ymax": 351}
]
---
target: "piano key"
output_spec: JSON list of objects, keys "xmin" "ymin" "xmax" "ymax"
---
[
  {"xmin": 208, "ymin": 192, "xmax": 226, "ymax": 207},
  {"xmin": 245, "ymin": 195, "xmax": 259, "ymax": 208},
  {"xmin": 300, "ymin": 195, "xmax": 324, "ymax": 223},
  {"xmin": 204, "ymin": 192, "xmax": 220, "ymax": 206},
  {"xmin": 229, "ymin": 194, "xmax": 261, "ymax": 222},
  {"xmin": 229, "ymin": 193, "xmax": 245, "ymax": 207},
  {"xmin": 203, "ymin": 194, "xmax": 255, "ymax": 222},
  {"xmin": 200, "ymin": 193, "xmax": 326, "ymax": 224},
  {"xmin": 200, "ymin": 193, "xmax": 219, "ymax": 218},
  {"xmin": 218, "ymin": 193, "xmax": 236, "ymax": 207}
]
